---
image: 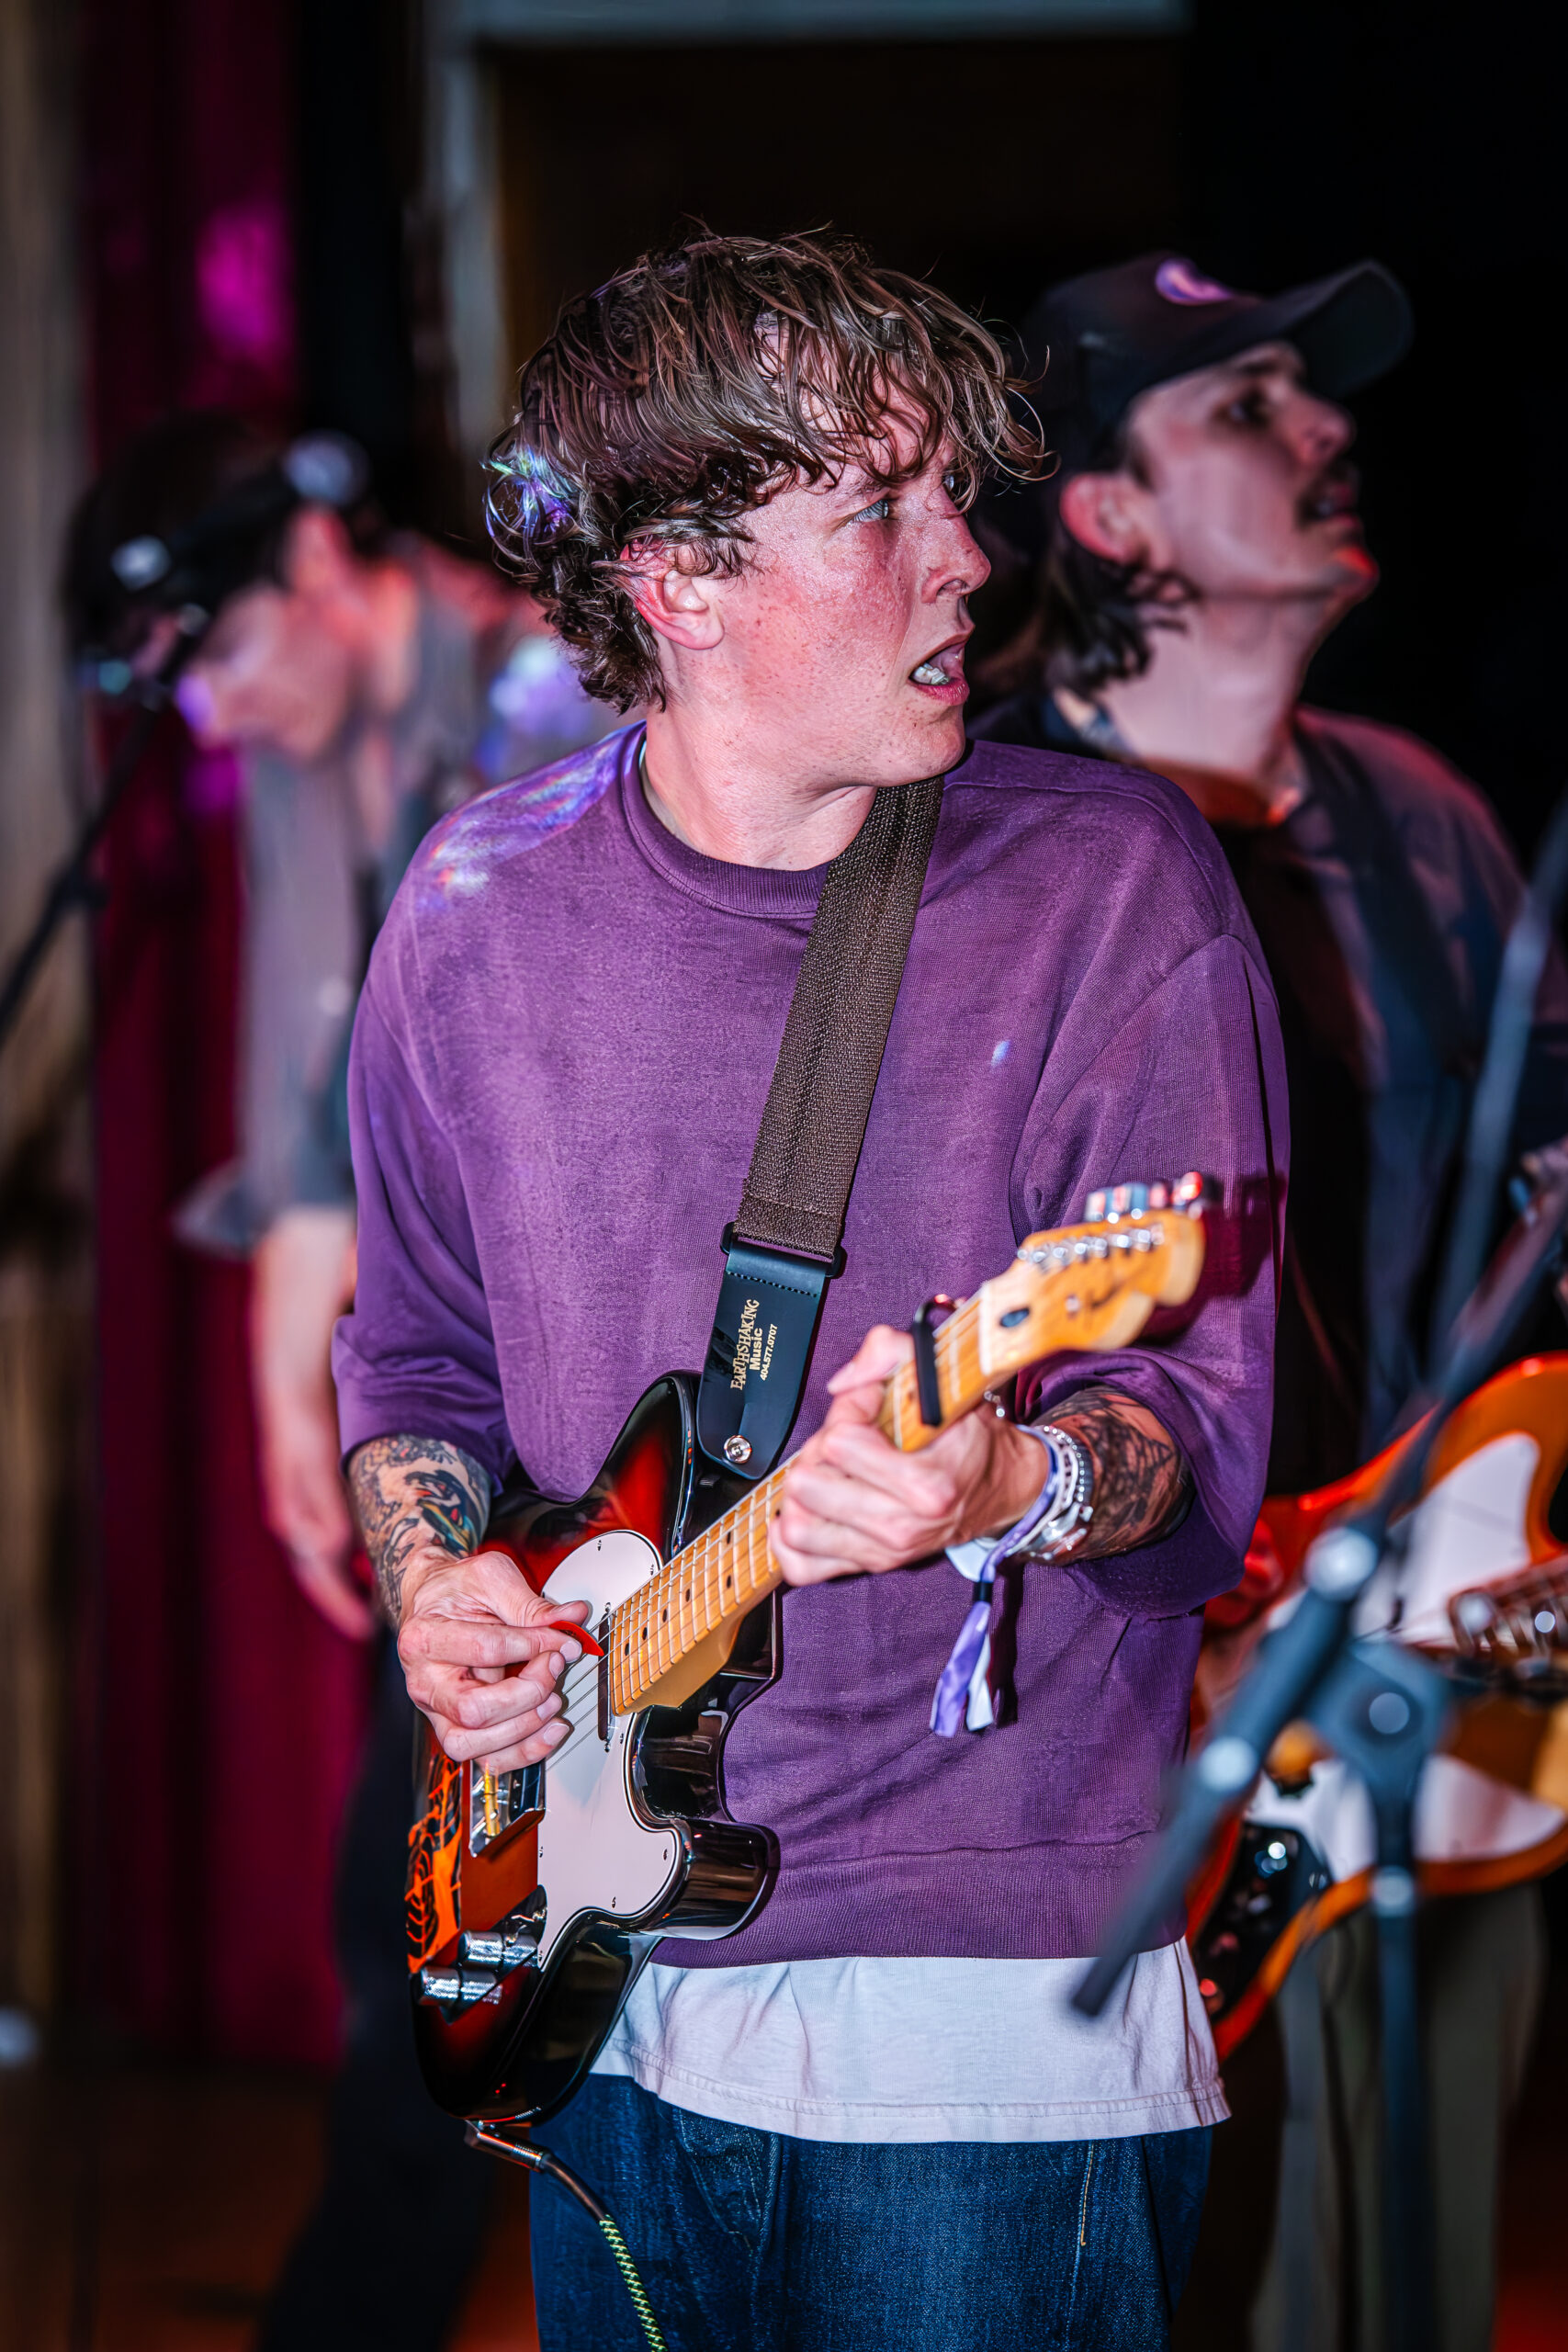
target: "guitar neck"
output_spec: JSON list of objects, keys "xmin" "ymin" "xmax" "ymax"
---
[
  {"xmin": 604, "ymin": 1190, "xmax": 1205, "ymax": 1714},
  {"xmin": 605, "ymin": 1292, "xmax": 990, "ymax": 1713}
]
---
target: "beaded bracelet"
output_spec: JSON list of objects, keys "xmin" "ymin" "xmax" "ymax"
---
[{"xmin": 1012, "ymin": 1421, "xmax": 1094, "ymax": 1560}]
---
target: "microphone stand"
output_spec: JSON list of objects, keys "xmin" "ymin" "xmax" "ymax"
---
[
  {"xmin": 1074, "ymin": 785, "xmax": 1568, "ymax": 2352},
  {"xmin": 0, "ymin": 609, "xmax": 209, "ymax": 1057}
]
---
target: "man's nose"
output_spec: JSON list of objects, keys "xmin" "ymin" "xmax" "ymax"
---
[
  {"xmin": 1293, "ymin": 390, "xmax": 1355, "ymax": 468},
  {"xmin": 930, "ymin": 513, "xmax": 991, "ymax": 602}
]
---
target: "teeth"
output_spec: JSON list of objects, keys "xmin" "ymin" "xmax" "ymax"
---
[{"xmin": 913, "ymin": 660, "xmax": 948, "ymax": 685}]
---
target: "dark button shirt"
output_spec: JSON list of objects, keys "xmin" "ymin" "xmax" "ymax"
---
[{"xmin": 970, "ymin": 690, "xmax": 1568, "ymax": 1490}]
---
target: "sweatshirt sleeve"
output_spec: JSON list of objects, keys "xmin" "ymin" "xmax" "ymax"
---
[
  {"xmin": 1015, "ymin": 929, "xmax": 1289, "ymax": 1615},
  {"xmin": 331, "ymin": 961, "xmax": 513, "ymax": 1485}
]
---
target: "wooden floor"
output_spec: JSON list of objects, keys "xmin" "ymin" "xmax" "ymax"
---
[
  {"xmin": 1495, "ymin": 1972, "xmax": 1568, "ymax": 2352},
  {"xmin": 0, "ymin": 2050, "xmax": 536, "ymax": 2352},
  {"xmin": 2, "ymin": 1993, "xmax": 1564, "ymax": 2351}
]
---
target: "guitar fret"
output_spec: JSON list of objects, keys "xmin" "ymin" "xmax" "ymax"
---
[
  {"xmin": 604, "ymin": 1206, "xmax": 1194, "ymax": 1715},
  {"xmin": 733, "ymin": 1503, "xmax": 747, "ymax": 1600}
]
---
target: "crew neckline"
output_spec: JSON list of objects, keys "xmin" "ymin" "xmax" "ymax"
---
[{"xmin": 618, "ymin": 724, "xmax": 834, "ymax": 920}]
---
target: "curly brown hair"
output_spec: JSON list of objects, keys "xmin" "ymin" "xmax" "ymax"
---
[{"xmin": 485, "ymin": 231, "xmax": 1043, "ymax": 711}]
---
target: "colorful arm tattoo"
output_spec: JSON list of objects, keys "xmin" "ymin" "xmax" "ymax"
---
[{"xmin": 348, "ymin": 1432, "xmax": 492, "ymax": 1623}]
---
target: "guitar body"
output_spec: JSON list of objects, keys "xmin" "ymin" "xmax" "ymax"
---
[
  {"xmin": 400, "ymin": 1185, "xmax": 1211, "ymax": 2121},
  {"xmin": 407, "ymin": 1373, "xmax": 781, "ymax": 2123},
  {"xmin": 1190, "ymin": 1351, "xmax": 1568, "ymax": 2056}
]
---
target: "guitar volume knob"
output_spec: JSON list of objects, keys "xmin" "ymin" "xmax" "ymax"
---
[{"xmin": 418, "ymin": 1963, "xmax": 498, "ymax": 2007}]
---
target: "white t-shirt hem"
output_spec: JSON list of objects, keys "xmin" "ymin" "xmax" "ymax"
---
[
  {"xmin": 591, "ymin": 1946, "xmax": 1229, "ymax": 2146},
  {"xmin": 592, "ymin": 2037, "xmax": 1229, "ymax": 2144}
]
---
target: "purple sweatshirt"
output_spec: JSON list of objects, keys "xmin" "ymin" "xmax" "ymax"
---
[{"xmin": 334, "ymin": 725, "xmax": 1288, "ymax": 1964}]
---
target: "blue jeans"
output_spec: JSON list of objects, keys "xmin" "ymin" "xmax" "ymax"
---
[{"xmin": 531, "ymin": 2077, "xmax": 1211, "ymax": 2351}]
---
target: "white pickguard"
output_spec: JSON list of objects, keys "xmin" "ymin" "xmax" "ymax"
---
[
  {"xmin": 1385, "ymin": 1431, "xmax": 1538, "ymax": 1645},
  {"xmin": 1247, "ymin": 1752, "xmax": 1565, "ymax": 1879},
  {"xmin": 529, "ymin": 1531, "xmax": 683, "ymax": 1970},
  {"xmin": 1248, "ymin": 1430, "xmax": 1565, "ymax": 1867}
]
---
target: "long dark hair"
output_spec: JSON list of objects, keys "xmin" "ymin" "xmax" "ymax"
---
[{"xmin": 980, "ymin": 415, "xmax": 1193, "ymax": 705}]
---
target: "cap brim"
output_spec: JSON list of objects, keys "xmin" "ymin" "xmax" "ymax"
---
[
  {"xmin": 1207, "ymin": 261, "xmax": 1413, "ymax": 398},
  {"xmin": 977, "ymin": 259, "xmax": 1413, "ymax": 561}
]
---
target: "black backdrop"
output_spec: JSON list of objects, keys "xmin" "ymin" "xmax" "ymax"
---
[
  {"xmin": 1190, "ymin": 0, "xmax": 1563, "ymax": 854},
  {"xmin": 298, "ymin": 1, "xmax": 1562, "ymax": 854}
]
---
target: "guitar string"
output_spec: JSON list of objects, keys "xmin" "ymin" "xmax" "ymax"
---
[
  {"xmin": 611, "ymin": 1289, "xmax": 988, "ymax": 1708},
  {"xmin": 483, "ymin": 1232, "xmax": 1151, "ymax": 1780},
  {"xmin": 600, "ymin": 1220, "xmax": 1168, "ymax": 1706}
]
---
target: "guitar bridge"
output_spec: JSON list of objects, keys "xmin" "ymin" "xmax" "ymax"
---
[{"xmin": 468, "ymin": 1761, "xmax": 544, "ymax": 1856}]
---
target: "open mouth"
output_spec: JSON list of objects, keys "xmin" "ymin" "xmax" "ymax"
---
[
  {"xmin": 1298, "ymin": 465, "xmax": 1361, "ymax": 529},
  {"xmin": 909, "ymin": 639, "xmax": 969, "ymax": 702}
]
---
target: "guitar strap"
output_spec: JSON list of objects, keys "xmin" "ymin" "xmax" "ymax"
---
[{"xmin": 695, "ymin": 774, "xmax": 945, "ymax": 1481}]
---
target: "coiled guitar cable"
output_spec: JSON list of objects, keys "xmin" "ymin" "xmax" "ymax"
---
[{"xmin": 466, "ymin": 2120, "xmax": 669, "ymax": 2351}]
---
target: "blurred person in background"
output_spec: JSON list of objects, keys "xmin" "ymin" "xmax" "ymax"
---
[
  {"xmin": 972, "ymin": 254, "xmax": 1568, "ymax": 2352},
  {"xmin": 66, "ymin": 412, "xmax": 612, "ymax": 2349}
]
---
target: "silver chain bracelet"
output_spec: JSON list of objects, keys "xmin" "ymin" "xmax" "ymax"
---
[{"xmin": 1013, "ymin": 1422, "xmax": 1094, "ymax": 1559}]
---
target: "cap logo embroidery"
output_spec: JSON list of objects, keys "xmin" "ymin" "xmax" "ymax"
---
[{"xmin": 1155, "ymin": 259, "xmax": 1235, "ymax": 307}]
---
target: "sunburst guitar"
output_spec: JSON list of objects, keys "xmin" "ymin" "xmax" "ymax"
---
[{"xmin": 405, "ymin": 1178, "xmax": 1210, "ymax": 2123}]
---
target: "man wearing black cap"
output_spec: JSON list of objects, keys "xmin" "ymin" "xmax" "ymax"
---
[{"xmin": 973, "ymin": 253, "xmax": 1568, "ymax": 2352}]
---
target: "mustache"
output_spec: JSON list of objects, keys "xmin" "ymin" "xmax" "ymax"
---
[{"xmin": 1297, "ymin": 458, "xmax": 1361, "ymax": 525}]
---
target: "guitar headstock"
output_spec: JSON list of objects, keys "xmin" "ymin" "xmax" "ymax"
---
[
  {"xmin": 975, "ymin": 1173, "xmax": 1212, "ymax": 1384},
  {"xmin": 882, "ymin": 1175, "xmax": 1215, "ymax": 1451}
]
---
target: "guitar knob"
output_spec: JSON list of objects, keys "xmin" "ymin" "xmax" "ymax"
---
[{"xmin": 417, "ymin": 1964, "xmax": 498, "ymax": 2007}]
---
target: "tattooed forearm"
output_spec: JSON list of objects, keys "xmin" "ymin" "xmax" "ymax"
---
[
  {"xmin": 1043, "ymin": 1385, "xmax": 1190, "ymax": 1562},
  {"xmin": 347, "ymin": 1432, "xmax": 492, "ymax": 1623}
]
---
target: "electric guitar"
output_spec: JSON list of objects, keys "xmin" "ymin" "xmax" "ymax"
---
[
  {"xmin": 405, "ymin": 1179, "xmax": 1209, "ymax": 2123},
  {"xmin": 1190, "ymin": 1351, "xmax": 1568, "ymax": 2058}
]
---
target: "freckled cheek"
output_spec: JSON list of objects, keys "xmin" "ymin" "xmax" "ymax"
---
[
  {"xmin": 738, "ymin": 553, "xmax": 914, "ymax": 700},
  {"xmin": 816, "ymin": 565, "xmax": 910, "ymax": 673}
]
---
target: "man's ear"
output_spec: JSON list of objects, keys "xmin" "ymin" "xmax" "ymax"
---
[
  {"xmin": 282, "ymin": 504, "xmax": 357, "ymax": 601},
  {"xmin": 623, "ymin": 542, "xmax": 725, "ymax": 655},
  {"xmin": 1058, "ymin": 471, "xmax": 1150, "ymax": 570}
]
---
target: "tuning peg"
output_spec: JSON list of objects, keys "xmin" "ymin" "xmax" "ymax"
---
[
  {"xmin": 1084, "ymin": 1181, "xmax": 1157, "ymax": 1221},
  {"xmin": 1170, "ymin": 1170, "xmax": 1221, "ymax": 1215}
]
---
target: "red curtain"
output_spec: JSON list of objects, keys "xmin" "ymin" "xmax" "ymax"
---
[{"xmin": 80, "ymin": 0, "xmax": 369, "ymax": 2064}]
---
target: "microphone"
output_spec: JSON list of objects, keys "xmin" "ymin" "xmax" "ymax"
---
[{"xmin": 107, "ymin": 431, "xmax": 371, "ymax": 599}]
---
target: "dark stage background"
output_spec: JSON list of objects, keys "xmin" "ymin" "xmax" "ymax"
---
[{"xmin": 78, "ymin": 0, "xmax": 1563, "ymax": 2067}]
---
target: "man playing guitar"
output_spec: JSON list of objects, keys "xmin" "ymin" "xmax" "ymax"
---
[{"xmin": 334, "ymin": 232, "xmax": 1286, "ymax": 2349}]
